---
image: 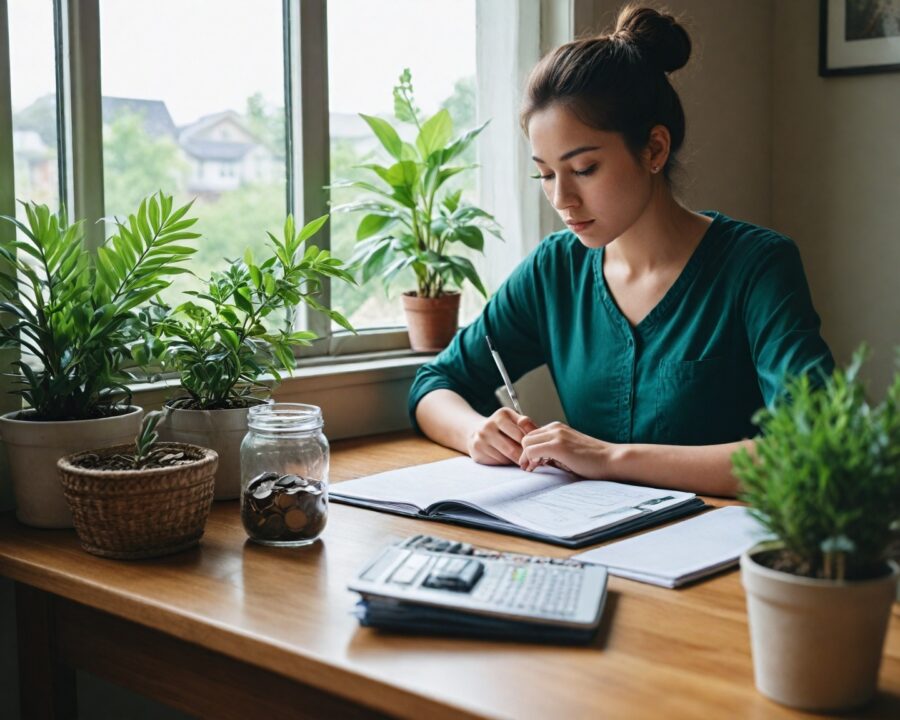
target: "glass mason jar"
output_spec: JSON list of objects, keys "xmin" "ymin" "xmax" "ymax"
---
[{"xmin": 240, "ymin": 403, "xmax": 329, "ymax": 547}]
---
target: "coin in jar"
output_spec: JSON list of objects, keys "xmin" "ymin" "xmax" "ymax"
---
[
  {"xmin": 248, "ymin": 471, "xmax": 279, "ymax": 492},
  {"xmin": 275, "ymin": 491, "xmax": 296, "ymax": 511},
  {"xmin": 260, "ymin": 514, "xmax": 286, "ymax": 540},
  {"xmin": 284, "ymin": 508, "xmax": 308, "ymax": 532},
  {"xmin": 252, "ymin": 485, "xmax": 274, "ymax": 505}
]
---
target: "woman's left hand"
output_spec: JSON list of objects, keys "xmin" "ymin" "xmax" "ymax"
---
[{"xmin": 518, "ymin": 420, "xmax": 617, "ymax": 479}]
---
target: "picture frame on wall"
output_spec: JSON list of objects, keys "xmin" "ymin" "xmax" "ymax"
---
[{"xmin": 819, "ymin": 0, "xmax": 900, "ymax": 76}]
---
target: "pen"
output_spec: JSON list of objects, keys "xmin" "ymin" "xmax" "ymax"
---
[{"xmin": 485, "ymin": 335, "xmax": 523, "ymax": 414}]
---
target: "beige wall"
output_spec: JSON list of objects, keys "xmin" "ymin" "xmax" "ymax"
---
[
  {"xmin": 584, "ymin": 1, "xmax": 774, "ymax": 225},
  {"xmin": 772, "ymin": 0, "xmax": 899, "ymax": 395}
]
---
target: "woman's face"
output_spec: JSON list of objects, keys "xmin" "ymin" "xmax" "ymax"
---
[{"xmin": 528, "ymin": 103, "xmax": 653, "ymax": 248}]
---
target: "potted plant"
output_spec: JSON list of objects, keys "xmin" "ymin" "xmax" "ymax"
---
[
  {"xmin": 58, "ymin": 410, "xmax": 218, "ymax": 559},
  {"xmin": 147, "ymin": 214, "xmax": 354, "ymax": 500},
  {"xmin": 732, "ymin": 349, "xmax": 900, "ymax": 712},
  {"xmin": 0, "ymin": 193, "xmax": 199, "ymax": 528},
  {"xmin": 333, "ymin": 69, "xmax": 502, "ymax": 351}
]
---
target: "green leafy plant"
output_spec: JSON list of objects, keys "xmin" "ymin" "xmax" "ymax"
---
[
  {"xmin": 0, "ymin": 193, "xmax": 199, "ymax": 421},
  {"xmin": 147, "ymin": 215, "xmax": 355, "ymax": 410},
  {"xmin": 134, "ymin": 409, "xmax": 165, "ymax": 466},
  {"xmin": 732, "ymin": 348, "xmax": 900, "ymax": 581},
  {"xmin": 333, "ymin": 68, "xmax": 501, "ymax": 299}
]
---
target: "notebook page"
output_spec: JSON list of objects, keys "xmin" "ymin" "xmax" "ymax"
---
[
  {"xmin": 470, "ymin": 480, "xmax": 695, "ymax": 538},
  {"xmin": 329, "ymin": 456, "xmax": 562, "ymax": 512},
  {"xmin": 573, "ymin": 506, "xmax": 768, "ymax": 585}
]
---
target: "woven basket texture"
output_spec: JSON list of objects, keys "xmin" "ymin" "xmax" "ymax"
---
[{"xmin": 58, "ymin": 442, "xmax": 218, "ymax": 560}]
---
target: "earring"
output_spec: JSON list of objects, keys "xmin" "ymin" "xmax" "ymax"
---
[{"xmin": 651, "ymin": 166, "xmax": 659, "ymax": 173}]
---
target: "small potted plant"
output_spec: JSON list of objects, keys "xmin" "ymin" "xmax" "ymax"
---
[
  {"xmin": 0, "ymin": 193, "xmax": 199, "ymax": 528},
  {"xmin": 147, "ymin": 214, "xmax": 355, "ymax": 500},
  {"xmin": 733, "ymin": 348, "xmax": 900, "ymax": 712},
  {"xmin": 333, "ymin": 69, "xmax": 502, "ymax": 351},
  {"xmin": 58, "ymin": 410, "xmax": 218, "ymax": 559}
]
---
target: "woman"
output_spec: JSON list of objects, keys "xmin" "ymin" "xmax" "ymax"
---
[{"xmin": 408, "ymin": 6, "xmax": 833, "ymax": 497}]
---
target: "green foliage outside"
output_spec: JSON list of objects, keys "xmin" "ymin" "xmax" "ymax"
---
[
  {"xmin": 333, "ymin": 69, "xmax": 501, "ymax": 299},
  {"xmin": 732, "ymin": 348, "xmax": 900, "ymax": 581},
  {"xmin": 439, "ymin": 76, "xmax": 476, "ymax": 166},
  {"xmin": 245, "ymin": 92, "xmax": 286, "ymax": 156},
  {"xmin": 144, "ymin": 215, "xmax": 355, "ymax": 410},
  {"xmin": 0, "ymin": 193, "xmax": 199, "ymax": 420},
  {"xmin": 103, "ymin": 112, "xmax": 189, "ymax": 219},
  {"xmin": 190, "ymin": 183, "xmax": 285, "ymax": 278}
]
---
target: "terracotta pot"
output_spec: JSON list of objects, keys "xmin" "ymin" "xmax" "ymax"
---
[
  {"xmin": 58, "ymin": 442, "xmax": 218, "ymax": 559},
  {"xmin": 741, "ymin": 546, "xmax": 899, "ymax": 712},
  {"xmin": 401, "ymin": 291, "xmax": 461, "ymax": 352},
  {"xmin": 158, "ymin": 402, "xmax": 267, "ymax": 500},
  {"xmin": 0, "ymin": 406, "xmax": 143, "ymax": 528}
]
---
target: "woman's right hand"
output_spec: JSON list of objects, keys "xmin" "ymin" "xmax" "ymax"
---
[{"xmin": 466, "ymin": 408, "xmax": 538, "ymax": 465}]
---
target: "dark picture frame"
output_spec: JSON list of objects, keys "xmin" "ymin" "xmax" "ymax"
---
[{"xmin": 819, "ymin": 0, "xmax": 900, "ymax": 76}]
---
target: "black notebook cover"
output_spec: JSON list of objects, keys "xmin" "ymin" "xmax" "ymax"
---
[{"xmin": 330, "ymin": 494, "xmax": 708, "ymax": 548}]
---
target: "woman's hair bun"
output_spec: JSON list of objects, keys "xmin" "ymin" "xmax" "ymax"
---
[{"xmin": 613, "ymin": 5, "xmax": 691, "ymax": 74}]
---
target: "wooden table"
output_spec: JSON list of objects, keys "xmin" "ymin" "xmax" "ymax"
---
[{"xmin": 1, "ymin": 432, "xmax": 898, "ymax": 719}]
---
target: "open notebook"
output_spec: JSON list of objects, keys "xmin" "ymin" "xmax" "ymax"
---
[{"xmin": 329, "ymin": 457, "xmax": 706, "ymax": 548}]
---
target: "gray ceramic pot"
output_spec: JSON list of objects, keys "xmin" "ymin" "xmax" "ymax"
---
[
  {"xmin": 159, "ymin": 404, "xmax": 264, "ymax": 500},
  {"xmin": 0, "ymin": 406, "xmax": 143, "ymax": 528},
  {"xmin": 741, "ymin": 546, "xmax": 899, "ymax": 712}
]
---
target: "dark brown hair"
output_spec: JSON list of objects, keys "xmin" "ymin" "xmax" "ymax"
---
[{"xmin": 520, "ymin": 5, "xmax": 691, "ymax": 180}]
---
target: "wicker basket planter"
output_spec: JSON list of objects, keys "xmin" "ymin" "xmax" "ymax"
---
[{"xmin": 57, "ymin": 442, "xmax": 218, "ymax": 560}]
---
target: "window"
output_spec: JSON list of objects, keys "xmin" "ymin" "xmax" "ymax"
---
[
  {"xmin": 2, "ymin": 0, "xmax": 552, "ymax": 363},
  {"xmin": 9, "ymin": 0, "xmax": 59, "ymax": 214},
  {"xmin": 327, "ymin": 0, "xmax": 483, "ymax": 332},
  {"xmin": 99, "ymin": 0, "xmax": 287, "ymax": 304}
]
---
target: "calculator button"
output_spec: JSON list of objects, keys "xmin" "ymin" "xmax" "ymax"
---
[{"xmin": 390, "ymin": 553, "xmax": 431, "ymax": 585}]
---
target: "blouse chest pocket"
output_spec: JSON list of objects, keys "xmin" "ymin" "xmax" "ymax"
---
[{"xmin": 655, "ymin": 356, "xmax": 735, "ymax": 445}]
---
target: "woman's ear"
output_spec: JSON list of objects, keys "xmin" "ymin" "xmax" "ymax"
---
[{"xmin": 643, "ymin": 125, "xmax": 671, "ymax": 174}]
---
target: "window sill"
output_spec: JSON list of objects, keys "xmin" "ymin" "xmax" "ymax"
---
[{"xmin": 128, "ymin": 351, "xmax": 435, "ymax": 440}]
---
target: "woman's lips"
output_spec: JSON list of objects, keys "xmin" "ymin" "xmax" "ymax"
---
[{"xmin": 566, "ymin": 219, "xmax": 594, "ymax": 233}]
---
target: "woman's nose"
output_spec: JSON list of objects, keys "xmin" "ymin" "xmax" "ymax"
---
[{"xmin": 551, "ymin": 178, "xmax": 579, "ymax": 211}]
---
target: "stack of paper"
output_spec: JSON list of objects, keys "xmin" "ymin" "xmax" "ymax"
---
[{"xmin": 572, "ymin": 506, "xmax": 768, "ymax": 588}]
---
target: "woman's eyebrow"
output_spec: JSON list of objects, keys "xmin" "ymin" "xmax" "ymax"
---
[{"xmin": 532, "ymin": 145, "xmax": 602, "ymax": 164}]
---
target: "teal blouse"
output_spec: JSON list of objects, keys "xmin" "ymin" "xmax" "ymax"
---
[{"xmin": 408, "ymin": 212, "xmax": 834, "ymax": 446}]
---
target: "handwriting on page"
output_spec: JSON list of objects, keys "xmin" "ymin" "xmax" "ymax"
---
[{"xmin": 490, "ymin": 482, "xmax": 667, "ymax": 534}]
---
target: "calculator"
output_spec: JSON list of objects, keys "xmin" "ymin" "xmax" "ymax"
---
[{"xmin": 349, "ymin": 534, "xmax": 608, "ymax": 631}]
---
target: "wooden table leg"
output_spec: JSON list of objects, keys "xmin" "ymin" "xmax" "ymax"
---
[{"xmin": 15, "ymin": 583, "xmax": 77, "ymax": 720}]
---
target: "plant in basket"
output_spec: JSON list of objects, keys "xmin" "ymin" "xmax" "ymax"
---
[
  {"xmin": 143, "ymin": 214, "xmax": 355, "ymax": 500},
  {"xmin": 0, "ymin": 193, "xmax": 199, "ymax": 527},
  {"xmin": 732, "ymin": 347, "xmax": 900, "ymax": 712},
  {"xmin": 333, "ymin": 68, "xmax": 502, "ymax": 351},
  {"xmin": 58, "ymin": 410, "xmax": 219, "ymax": 559}
]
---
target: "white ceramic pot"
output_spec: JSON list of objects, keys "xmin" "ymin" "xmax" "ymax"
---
[
  {"xmin": 159, "ymin": 405, "xmax": 258, "ymax": 500},
  {"xmin": 741, "ymin": 547, "xmax": 899, "ymax": 712},
  {"xmin": 0, "ymin": 406, "xmax": 143, "ymax": 528}
]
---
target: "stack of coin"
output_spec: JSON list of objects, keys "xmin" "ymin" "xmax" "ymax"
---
[{"xmin": 241, "ymin": 471, "xmax": 328, "ymax": 544}]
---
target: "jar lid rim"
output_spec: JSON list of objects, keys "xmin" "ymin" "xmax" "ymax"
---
[
  {"xmin": 247, "ymin": 403, "xmax": 323, "ymax": 431},
  {"xmin": 249, "ymin": 402, "xmax": 321, "ymax": 415}
]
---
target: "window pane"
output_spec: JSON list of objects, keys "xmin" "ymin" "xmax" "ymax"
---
[
  {"xmin": 9, "ymin": 0, "xmax": 59, "ymax": 212},
  {"xmin": 99, "ymin": 0, "xmax": 287, "ymax": 305},
  {"xmin": 327, "ymin": 0, "xmax": 483, "ymax": 331}
]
